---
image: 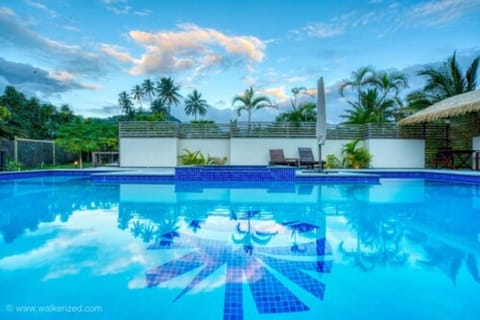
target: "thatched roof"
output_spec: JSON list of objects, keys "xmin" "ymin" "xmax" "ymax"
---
[{"xmin": 398, "ymin": 89, "xmax": 480, "ymax": 125}]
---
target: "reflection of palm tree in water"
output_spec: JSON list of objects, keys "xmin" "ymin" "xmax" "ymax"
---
[
  {"xmin": 283, "ymin": 222, "xmax": 318, "ymax": 253},
  {"xmin": 339, "ymin": 207, "xmax": 408, "ymax": 271},
  {"xmin": 231, "ymin": 210, "xmax": 277, "ymax": 255},
  {"xmin": 418, "ymin": 240, "xmax": 479, "ymax": 284},
  {"xmin": 129, "ymin": 215, "xmax": 180, "ymax": 245}
]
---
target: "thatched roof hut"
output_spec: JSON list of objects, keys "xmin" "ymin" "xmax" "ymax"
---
[{"xmin": 398, "ymin": 90, "xmax": 480, "ymax": 125}]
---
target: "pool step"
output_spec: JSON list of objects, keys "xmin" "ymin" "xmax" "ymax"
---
[{"xmin": 175, "ymin": 166, "xmax": 295, "ymax": 181}]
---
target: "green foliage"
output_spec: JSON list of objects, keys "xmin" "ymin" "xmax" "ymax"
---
[
  {"xmin": 179, "ymin": 149, "xmax": 227, "ymax": 165},
  {"xmin": 232, "ymin": 87, "xmax": 275, "ymax": 126},
  {"xmin": 184, "ymin": 89, "xmax": 209, "ymax": 120},
  {"xmin": 276, "ymin": 102, "xmax": 316, "ymax": 125},
  {"xmin": 0, "ymin": 86, "xmax": 77, "ymax": 139},
  {"xmin": 56, "ymin": 118, "xmax": 118, "ymax": 168},
  {"xmin": 6, "ymin": 160, "xmax": 22, "ymax": 171},
  {"xmin": 325, "ymin": 154, "xmax": 342, "ymax": 169},
  {"xmin": 341, "ymin": 139, "xmax": 372, "ymax": 169},
  {"xmin": 339, "ymin": 67, "xmax": 408, "ymax": 124},
  {"xmin": 405, "ymin": 51, "xmax": 479, "ymax": 115}
]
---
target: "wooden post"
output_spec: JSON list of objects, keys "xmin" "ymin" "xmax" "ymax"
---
[
  {"xmin": 13, "ymin": 136, "xmax": 18, "ymax": 163},
  {"xmin": 52, "ymin": 140, "xmax": 56, "ymax": 166}
]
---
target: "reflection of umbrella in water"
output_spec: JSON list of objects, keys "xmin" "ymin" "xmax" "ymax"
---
[
  {"xmin": 398, "ymin": 90, "xmax": 480, "ymax": 146},
  {"xmin": 316, "ymin": 77, "xmax": 327, "ymax": 168}
]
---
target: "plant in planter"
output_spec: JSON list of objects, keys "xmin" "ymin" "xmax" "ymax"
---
[
  {"xmin": 325, "ymin": 154, "xmax": 342, "ymax": 169},
  {"xmin": 179, "ymin": 149, "xmax": 227, "ymax": 165},
  {"xmin": 341, "ymin": 139, "xmax": 372, "ymax": 169}
]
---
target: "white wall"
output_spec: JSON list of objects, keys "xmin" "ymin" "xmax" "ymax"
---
[
  {"xmin": 178, "ymin": 139, "xmax": 230, "ymax": 164},
  {"xmin": 120, "ymin": 137, "xmax": 177, "ymax": 167},
  {"xmin": 366, "ymin": 139, "xmax": 425, "ymax": 168},
  {"xmin": 119, "ymin": 137, "xmax": 426, "ymax": 168}
]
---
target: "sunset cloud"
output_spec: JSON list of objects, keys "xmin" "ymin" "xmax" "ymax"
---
[{"xmin": 102, "ymin": 24, "xmax": 266, "ymax": 77}]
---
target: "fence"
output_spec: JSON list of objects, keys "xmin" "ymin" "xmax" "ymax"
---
[
  {"xmin": 120, "ymin": 121, "xmax": 427, "ymax": 139},
  {"xmin": 0, "ymin": 137, "xmax": 76, "ymax": 170}
]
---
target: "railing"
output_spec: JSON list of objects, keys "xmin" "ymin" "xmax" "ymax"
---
[{"xmin": 119, "ymin": 121, "xmax": 427, "ymax": 139}]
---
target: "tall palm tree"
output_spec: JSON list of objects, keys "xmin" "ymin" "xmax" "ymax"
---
[
  {"xmin": 118, "ymin": 91, "xmax": 134, "ymax": 119},
  {"xmin": 142, "ymin": 79, "xmax": 155, "ymax": 103},
  {"xmin": 184, "ymin": 89, "xmax": 209, "ymax": 120},
  {"xmin": 407, "ymin": 52, "xmax": 479, "ymax": 112},
  {"xmin": 131, "ymin": 84, "xmax": 144, "ymax": 107},
  {"xmin": 290, "ymin": 86, "xmax": 310, "ymax": 110},
  {"xmin": 340, "ymin": 67, "xmax": 407, "ymax": 123},
  {"xmin": 341, "ymin": 88, "xmax": 395, "ymax": 124},
  {"xmin": 156, "ymin": 77, "xmax": 182, "ymax": 115},
  {"xmin": 151, "ymin": 98, "xmax": 169, "ymax": 118},
  {"xmin": 339, "ymin": 66, "xmax": 376, "ymax": 98},
  {"xmin": 276, "ymin": 102, "xmax": 316, "ymax": 124},
  {"xmin": 232, "ymin": 87, "xmax": 274, "ymax": 129}
]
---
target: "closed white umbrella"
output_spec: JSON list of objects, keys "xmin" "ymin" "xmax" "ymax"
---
[{"xmin": 316, "ymin": 77, "xmax": 327, "ymax": 168}]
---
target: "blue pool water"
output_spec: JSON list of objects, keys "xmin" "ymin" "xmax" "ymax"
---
[{"xmin": 0, "ymin": 175, "xmax": 479, "ymax": 319}]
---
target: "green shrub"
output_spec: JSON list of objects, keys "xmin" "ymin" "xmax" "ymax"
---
[
  {"xmin": 179, "ymin": 149, "xmax": 227, "ymax": 165},
  {"xmin": 341, "ymin": 139, "xmax": 372, "ymax": 169},
  {"xmin": 325, "ymin": 154, "xmax": 342, "ymax": 168},
  {"xmin": 6, "ymin": 160, "xmax": 22, "ymax": 171}
]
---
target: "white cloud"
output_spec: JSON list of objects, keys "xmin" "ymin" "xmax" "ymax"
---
[
  {"xmin": 48, "ymin": 70, "xmax": 75, "ymax": 82},
  {"xmin": 100, "ymin": 0, "xmax": 151, "ymax": 16},
  {"xmin": 261, "ymin": 86, "xmax": 288, "ymax": 102},
  {"xmin": 408, "ymin": 0, "xmax": 480, "ymax": 25},
  {"xmin": 25, "ymin": 0, "xmax": 58, "ymax": 18},
  {"xmin": 103, "ymin": 24, "xmax": 266, "ymax": 79},
  {"xmin": 100, "ymin": 44, "xmax": 134, "ymax": 63},
  {"xmin": 292, "ymin": 22, "xmax": 346, "ymax": 39}
]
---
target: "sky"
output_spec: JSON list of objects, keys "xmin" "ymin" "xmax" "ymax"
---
[{"xmin": 0, "ymin": 0, "xmax": 479, "ymax": 123}]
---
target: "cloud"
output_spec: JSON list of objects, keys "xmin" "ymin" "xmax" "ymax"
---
[
  {"xmin": 407, "ymin": 0, "xmax": 480, "ymax": 25},
  {"xmin": 0, "ymin": 6, "xmax": 109, "ymax": 77},
  {"xmin": 0, "ymin": 57, "xmax": 98, "ymax": 96},
  {"xmin": 100, "ymin": 44, "xmax": 134, "ymax": 63},
  {"xmin": 291, "ymin": 22, "xmax": 346, "ymax": 39},
  {"xmin": 103, "ymin": 24, "xmax": 266, "ymax": 79},
  {"xmin": 25, "ymin": 0, "xmax": 58, "ymax": 18},
  {"xmin": 261, "ymin": 86, "xmax": 288, "ymax": 102},
  {"xmin": 100, "ymin": 0, "xmax": 151, "ymax": 16}
]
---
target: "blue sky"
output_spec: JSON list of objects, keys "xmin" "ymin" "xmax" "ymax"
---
[{"xmin": 0, "ymin": 0, "xmax": 479, "ymax": 123}]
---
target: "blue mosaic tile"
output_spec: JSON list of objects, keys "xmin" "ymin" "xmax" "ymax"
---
[
  {"xmin": 146, "ymin": 231, "xmax": 331, "ymax": 319},
  {"xmin": 175, "ymin": 166, "xmax": 296, "ymax": 182}
]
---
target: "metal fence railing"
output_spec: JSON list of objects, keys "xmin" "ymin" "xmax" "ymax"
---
[{"xmin": 119, "ymin": 121, "xmax": 428, "ymax": 140}]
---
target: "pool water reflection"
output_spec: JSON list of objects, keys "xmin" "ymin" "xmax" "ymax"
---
[{"xmin": 0, "ymin": 178, "xmax": 479, "ymax": 319}]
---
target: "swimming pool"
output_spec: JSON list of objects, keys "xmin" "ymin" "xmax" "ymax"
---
[{"xmin": 1, "ymin": 172, "xmax": 479, "ymax": 319}]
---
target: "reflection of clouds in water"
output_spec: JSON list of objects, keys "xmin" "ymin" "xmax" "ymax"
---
[{"xmin": 0, "ymin": 209, "xmax": 157, "ymax": 283}]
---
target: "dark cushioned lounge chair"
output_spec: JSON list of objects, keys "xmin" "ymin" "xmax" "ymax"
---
[
  {"xmin": 269, "ymin": 149, "xmax": 297, "ymax": 166},
  {"xmin": 298, "ymin": 147, "xmax": 321, "ymax": 168}
]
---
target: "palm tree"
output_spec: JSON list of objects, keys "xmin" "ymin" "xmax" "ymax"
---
[
  {"xmin": 156, "ymin": 77, "xmax": 182, "ymax": 115},
  {"xmin": 341, "ymin": 88, "xmax": 396, "ymax": 124},
  {"xmin": 118, "ymin": 91, "xmax": 134, "ymax": 119},
  {"xmin": 407, "ymin": 52, "xmax": 479, "ymax": 112},
  {"xmin": 151, "ymin": 98, "xmax": 168, "ymax": 117},
  {"xmin": 339, "ymin": 66, "xmax": 376, "ymax": 98},
  {"xmin": 131, "ymin": 84, "xmax": 144, "ymax": 107},
  {"xmin": 232, "ymin": 87, "xmax": 274, "ymax": 129},
  {"xmin": 276, "ymin": 102, "xmax": 316, "ymax": 124},
  {"xmin": 340, "ymin": 67, "xmax": 407, "ymax": 123},
  {"xmin": 290, "ymin": 86, "xmax": 310, "ymax": 110},
  {"xmin": 184, "ymin": 90, "xmax": 209, "ymax": 120},
  {"xmin": 142, "ymin": 79, "xmax": 155, "ymax": 103}
]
